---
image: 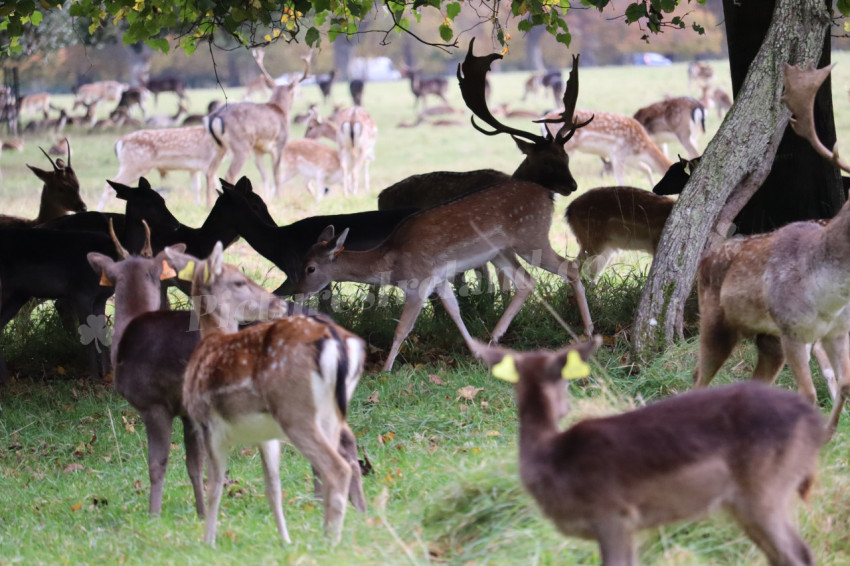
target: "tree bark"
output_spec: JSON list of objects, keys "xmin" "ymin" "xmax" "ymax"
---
[
  {"xmin": 631, "ymin": 0, "xmax": 831, "ymax": 360},
  {"xmin": 524, "ymin": 23, "xmax": 545, "ymax": 71}
]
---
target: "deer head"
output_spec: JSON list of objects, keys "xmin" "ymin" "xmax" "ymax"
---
[{"xmin": 27, "ymin": 140, "xmax": 86, "ymax": 214}]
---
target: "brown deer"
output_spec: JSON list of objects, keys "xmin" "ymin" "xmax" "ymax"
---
[
  {"xmin": 701, "ymin": 85, "xmax": 733, "ymax": 120},
  {"xmin": 72, "ymin": 80, "xmax": 128, "ymax": 110},
  {"xmin": 632, "ymin": 97, "xmax": 705, "ymax": 159},
  {"xmin": 687, "ymin": 61, "xmax": 715, "ymax": 91},
  {"xmin": 278, "ymin": 138, "xmax": 343, "ymax": 200},
  {"xmin": 167, "ymin": 242, "xmax": 365, "ymax": 546},
  {"xmin": 97, "ymin": 125, "xmax": 227, "ymax": 209},
  {"xmin": 0, "ymin": 143, "xmax": 86, "ymax": 228},
  {"xmin": 402, "ymin": 66, "xmax": 449, "ymax": 108},
  {"xmin": 19, "ymin": 92, "xmax": 51, "ymax": 120},
  {"xmin": 540, "ymin": 108, "xmax": 672, "ymax": 186},
  {"xmin": 335, "ymin": 106, "xmax": 377, "ymax": 196},
  {"xmin": 472, "ymin": 337, "xmax": 826, "ymax": 566},
  {"xmin": 295, "ymin": 41, "xmax": 593, "ymax": 372},
  {"xmin": 565, "ymin": 186, "xmax": 674, "ymax": 281},
  {"xmin": 693, "ymin": 61, "xmax": 849, "ymax": 431},
  {"xmin": 207, "ymin": 50, "xmax": 310, "ymax": 198}
]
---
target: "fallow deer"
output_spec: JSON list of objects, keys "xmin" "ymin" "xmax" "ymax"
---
[
  {"xmin": 687, "ymin": 61, "xmax": 715, "ymax": 91},
  {"xmin": 143, "ymin": 75, "xmax": 186, "ymax": 105},
  {"xmin": 473, "ymin": 337, "xmax": 825, "ymax": 566},
  {"xmin": 540, "ymin": 108, "xmax": 672, "ymax": 186},
  {"xmin": 72, "ymin": 80, "xmax": 128, "ymax": 110},
  {"xmin": 19, "ymin": 92, "xmax": 51, "ymax": 120},
  {"xmin": 112, "ymin": 85, "xmax": 150, "ymax": 119},
  {"xmin": 693, "ymin": 62, "xmax": 849, "ymax": 431},
  {"xmin": 206, "ymin": 50, "xmax": 310, "ymax": 198},
  {"xmin": 0, "ymin": 144, "xmax": 86, "ymax": 228},
  {"xmin": 402, "ymin": 67, "xmax": 449, "ymax": 108},
  {"xmin": 278, "ymin": 138, "xmax": 343, "ymax": 201},
  {"xmin": 349, "ymin": 79, "xmax": 364, "ymax": 106},
  {"xmin": 701, "ymin": 85, "xmax": 733, "ymax": 120},
  {"xmin": 168, "ymin": 242, "xmax": 365, "ymax": 546},
  {"xmin": 632, "ymin": 97, "xmax": 705, "ymax": 159},
  {"xmin": 144, "ymin": 99, "xmax": 187, "ymax": 128},
  {"xmin": 335, "ymin": 106, "xmax": 377, "ymax": 195},
  {"xmin": 295, "ymin": 46, "xmax": 593, "ymax": 372},
  {"xmin": 317, "ymin": 69, "xmax": 336, "ymax": 104},
  {"xmin": 97, "ymin": 125, "xmax": 227, "ymax": 209}
]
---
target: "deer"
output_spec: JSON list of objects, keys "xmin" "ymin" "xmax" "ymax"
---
[
  {"xmin": 520, "ymin": 72, "xmax": 543, "ymax": 102},
  {"xmin": 294, "ymin": 41, "xmax": 593, "ymax": 372},
  {"xmin": 145, "ymin": 99, "xmax": 188, "ymax": 128},
  {"xmin": 692, "ymin": 61, "xmax": 850, "ymax": 432},
  {"xmin": 540, "ymin": 108, "xmax": 672, "ymax": 186},
  {"xmin": 181, "ymin": 99, "xmax": 223, "ymax": 127},
  {"xmin": 472, "ymin": 337, "xmax": 826, "ymax": 566},
  {"xmin": 206, "ymin": 49, "xmax": 311, "ymax": 198},
  {"xmin": 112, "ymin": 85, "xmax": 150, "ymax": 119},
  {"xmin": 334, "ymin": 106, "xmax": 377, "ymax": 196},
  {"xmin": 701, "ymin": 84, "xmax": 733, "ymax": 120},
  {"xmin": 317, "ymin": 69, "xmax": 336, "ymax": 104},
  {"xmin": 687, "ymin": 61, "xmax": 715, "ymax": 91},
  {"xmin": 277, "ymin": 138, "xmax": 343, "ymax": 201},
  {"xmin": 632, "ymin": 97, "xmax": 705, "ymax": 159},
  {"xmin": 0, "ymin": 143, "xmax": 87, "ymax": 228},
  {"xmin": 402, "ymin": 67, "xmax": 449, "ymax": 108},
  {"xmin": 19, "ymin": 92, "xmax": 51, "ymax": 120},
  {"xmin": 349, "ymin": 79, "xmax": 364, "ymax": 106},
  {"xmin": 72, "ymin": 80, "xmax": 128, "ymax": 110},
  {"xmin": 166, "ymin": 242, "xmax": 366, "ymax": 546},
  {"xmin": 97, "ymin": 125, "xmax": 227, "ymax": 210},
  {"xmin": 143, "ymin": 75, "xmax": 186, "ymax": 105}
]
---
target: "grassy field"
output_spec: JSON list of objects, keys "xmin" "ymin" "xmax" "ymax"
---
[{"xmin": 2, "ymin": 51, "xmax": 850, "ymax": 565}]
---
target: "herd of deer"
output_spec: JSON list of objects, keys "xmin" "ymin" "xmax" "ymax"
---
[{"xmin": 2, "ymin": 41, "xmax": 848, "ymax": 563}]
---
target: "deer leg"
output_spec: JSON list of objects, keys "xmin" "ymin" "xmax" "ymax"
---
[
  {"xmin": 181, "ymin": 415, "xmax": 206, "ymax": 518},
  {"xmin": 339, "ymin": 424, "xmax": 367, "ymax": 512},
  {"xmin": 189, "ymin": 170, "xmax": 202, "ymax": 205},
  {"xmin": 584, "ymin": 248, "xmax": 617, "ymax": 282},
  {"xmin": 728, "ymin": 502, "xmax": 814, "ymax": 566},
  {"xmin": 258, "ymin": 439, "xmax": 291, "ymax": 544},
  {"xmin": 611, "ymin": 158, "xmax": 626, "ymax": 185},
  {"xmin": 752, "ymin": 334, "xmax": 786, "ymax": 383},
  {"xmin": 488, "ymin": 255, "xmax": 535, "ymax": 343},
  {"xmin": 779, "ymin": 336, "xmax": 817, "ymax": 404},
  {"xmin": 693, "ymin": 316, "xmax": 738, "ymax": 389},
  {"xmin": 810, "ymin": 340, "xmax": 837, "ymax": 400},
  {"xmin": 638, "ymin": 162, "xmax": 656, "ymax": 186},
  {"xmin": 225, "ymin": 148, "xmax": 250, "ymax": 186},
  {"xmin": 383, "ymin": 285, "xmax": 432, "ymax": 372},
  {"xmin": 817, "ymin": 334, "xmax": 850, "ymax": 434},
  {"xmin": 250, "ymin": 150, "xmax": 273, "ymax": 199},
  {"xmin": 433, "ymin": 280, "xmax": 476, "ymax": 349},
  {"xmin": 284, "ymin": 421, "xmax": 351, "ymax": 546},
  {"xmin": 535, "ymin": 248, "xmax": 593, "ymax": 336},
  {"xmin": 594, "ymin": 521, "xmax": 637, "ymax": 566},
  {"xmin": 203, "ymin": 430, "xmax": 227, "ymax": 546},
  {"xmin": 142, "ymin": 405, "xmax": 174, "ymax": 516}
]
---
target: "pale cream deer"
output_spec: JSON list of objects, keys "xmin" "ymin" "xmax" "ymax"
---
[
  {"xmin": 73, "ymin": 80, "xmax": 128, "ymax": 110},
  {"xmin": 19, "ymin": 92, "xmax": 51, "ymax": 120},
  {"xmin": 278, "ymin": 138, "xmax": 343, "ymax": 201},
  {"xmin": 334, "ymin": 106, "xmax": 377, "ymax": 195},
  {"xmin": 206, "ymin": 50, "xmax": 310, "ymax": 198},
  {"xmin": 295, "ymin": 43, "xmax": 593, "ymax": 372},
  {"xmin": 701, "ymin": 85, "xmax": 733, "ymax": 120},
  {"xmin": 473, "ymin": 337, "xmax": 826, "ymax": 566},
  {"xmin": 541, "ymin": 109, "xmax": 672, "ymax": 186},
  {"xmin": 687, "ymin": 61, "xmax": 715, "ymax": 91},
  {"xmin": 693, "ymin": 62, "xmax": 849, "ymax": 433},
  {"xmin": 97, "ymin": 125, "xmax": 227, "ymax": 210},
  {"xmin": 632, "ymin": 97, "xmax": 705, "ymax": 159},
  {"xmin": 167, "ymin": 242, "xmax": 365, "ymax": 546}
]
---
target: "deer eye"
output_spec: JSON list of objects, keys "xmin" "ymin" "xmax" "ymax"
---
[{"xmin": 307, "ymin": 266, "xmax": 316, "ymax": 274}]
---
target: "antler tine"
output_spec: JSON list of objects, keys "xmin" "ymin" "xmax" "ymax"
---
[
  {"xmin": 457, "ymin": 38, "xmax": 548, "ymax": 144},
  {"xmin": 781, "ymin": 61, "xmax": 850, "ymax": 173},
  {"xmin": 253, "ymin": 49, "xmax": 276, "ymax": 88},
  {"xmin": 38, "ymin": 146, "xmax": 59, "ymax": 171},
  {"xmin": 297, "ymin": 49, "xmax": 312, "ymax": 84},
  {"xmin": 140, "ymin": 219, "xmax": 153, "ymax": 258},
  {"xmin": 534, "ymin": 55, "xmax": 593, "ymax": 144},
  {"xmin": 65, "ymin": 137, "xmax": 71, "ymax": 169},
  {"xmin": 108, "ymin": 218, "xmax": 130, "ymax": 260}
]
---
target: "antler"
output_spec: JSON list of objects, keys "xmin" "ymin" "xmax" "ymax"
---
[
  {"xmin": 534, "ymin": 55, "xmax": 593, "ymax": 145},
  {"xmin": 457, "ymin": 38, "xmax": 547, "ymax": 144},
  {"xmin": 108, "ymin": 218, "xmax": 130, "ymax": 260},
  {"xmin": 38, "ymin": 146, "xmax": 59, "ymax": 171},
  {"xmin": 781, "ymin": 61, "xmax": 850, "ymax": 173},
  {"xmin": 253, "ymin": 49, "xmax": 276, "ymax": 88},
  {"xmin": 140, "ymin": 219, "xmax": 153, "ymax": 258}
]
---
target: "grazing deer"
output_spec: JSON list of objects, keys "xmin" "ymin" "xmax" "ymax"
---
[
  {"xmin": 541, "ymin": 108, "xmax": 672, "ymax": 186},
  {"xmin": 73, "ymin": 80, "xmax": 128, "ymax": 110},
  {"xmin": 19, "ymin": 92, "xmax": 51, "ymax": 120},
  {"xmin": 167, "ymin": 242, "xmax": 365, "ymax": 546},
  {"xmin": 0, "ymin": 144, "xmax": 86, "ymax": 228},
  {"xmin": 693, "ymin": 62, "xmax": 850, "ymax": 430},
  {"xmin": 687, "ymin": 61, "xmax": 715, "ymax": 91},
  {"xmin": 181, "ymin": 99, "xmax": 223, "ymax": 127},
  {"xmin": 112, "ymin": 85, "xmax": 150, "ymax": 119},
  {"xmin": 566, "ymin": 186, "xmax": 674, "ymax": 281},
  {"xmin": 295, "ymin": 45, "xmax": 594, "ymax": 371},
  {"xmin": 632, "ymin": 97, "xmax": 705, "ymax": 159},
  {"xmin": 97, "ymin": 125, "xmax": 227, "ymax": 209},
  {"xmin": 349, "ymin": 79, "xmax": 364, "ymax": 106},
  {"xmin": 207, "ymin": 50, "xmax": 310, "ymax": 198},
  {"xmin": 473, "ymin": 337, "xmax": 825, "ymax": 566},
  {"xmin": 520, "ymin": 72, "xmax": 543, "ymax": 102},
  {"xmin": 402, "ymin": 67, "xmax": 449, "ymax": 108},
  {"xmin": 278, "ymin": 138, "xmax": 343, "ymax": 201},
  {"xmin": 652, "ymin": 155, "xmax": 700, "ymax": 195},
  {"xmin": 335, "ymin": 106, "xmax": 377, "ymax": 195}
]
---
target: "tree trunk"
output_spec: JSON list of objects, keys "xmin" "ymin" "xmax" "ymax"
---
[
  {"xmin": 631, "ymin": 0, "xmax": 830, "ymax": 360},
  {"xmin": 727, "ymin": 0, "xmax": 843, "ymax": 234},
  {"xmin": 524, "ymin": 23, "xmax": 545, "ymax": 71}
]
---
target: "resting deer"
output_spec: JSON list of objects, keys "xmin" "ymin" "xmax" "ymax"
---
[
  {"xmin": 693, "ymin": 62, "xmax": 849, "ymax": 431},
  {"xmin": 97, "ymin": 125, "xmax": 227, "ymax": 209},
  {"xmin": 0, "ymin": 143, "xmax": 86, "ymax": 228},
  {"xmin": 168, "ymin": 242, "xmax": 365, "ymax": 546},
  {"xmin": 295, "ymin": 42, "xmax": 593, "ymax": 372},
  {"xmin": 540, "ymin": 108, "xmax": 672, "ymax": 186},
  {"xmin": 473, "ymin": 337, "xmax": 826, "ymax": 566},
  {"xmin": 632, "ymin": 97, "xmax": 705, "ymax": 159},
  {"xmin": 207, "ymin": 50, "xmax": 310, "ymax": 198}
]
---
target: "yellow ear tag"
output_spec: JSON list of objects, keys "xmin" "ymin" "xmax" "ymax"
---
[
  {"xmin": 202, "ymin": 262, "xmax": 211, "ymax": 284},
  {"xmin": 160, "ymin": 260, "xmax": 177, "ymax": 280},
  {"xmin": 99, "ymin": 270, "xmax": 113, "ymax": 287},
  {"xmin": 562, "ymin": 350, "xmax": 590, "ymax": 380},
  {"xmin": 491, "ymin": 355, "xmax": 520, "ymax": 383},
  {"xmin": 177, "ymin": 260, "xmax": 195, "ymax": 282}
]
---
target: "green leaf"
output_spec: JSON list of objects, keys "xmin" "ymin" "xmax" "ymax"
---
[
  {"xmin": 305, "ymin": 26, "xmax": 320, "ymax": 46},
  {"xmin": 439, "ymin": 23, "xmax": 452, "ymax": 42},
  {"xmin": 624, "ymin": 2, "xmax": 646, "ymax": 23},
  {"xmin": 144, "ymin": 37, "xmax": 170, "ymax": 53},
  {"xmin": 179, "ymin": 35, "xmax": 197, "ymax": 56},
  {"xmin": 691, "ymin": 22, "xmax": 705, "ymax": 35},
  {"xmin": 839, "ymin": 0, "xmax": 850, "ymax": 16},
  {"xmin": 446, "ymin": 2, "xmax": 461, "ymax": 19},
  {"xmin": 555, "ymin": 32, "xmax": 571, "ymax": 46},
  {"xmin": 517, "ymin": 19, "xmax": 532, "ymax": 32},
  {"xmin": 30, "ymin": 10, "xmax": 42, "ymax": 26}
]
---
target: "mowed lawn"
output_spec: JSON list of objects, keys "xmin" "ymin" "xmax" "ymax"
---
[{"xmin": 1, "ymin": 49, "xmax": 850, "ymax": 565}]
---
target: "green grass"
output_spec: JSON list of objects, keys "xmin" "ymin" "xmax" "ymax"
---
[{"xmin": 2, "ymin": 53, "xmax": 850, "ymax": 564}]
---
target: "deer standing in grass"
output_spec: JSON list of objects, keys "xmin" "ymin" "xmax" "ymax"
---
[
  {"xmin": 168, "ymin": 242, "xmax": 365, "ymax": 546},
  {"xmin": 296, "ymin": 42, "xmax": 594, "ymax": 371},
  {"xmin": 473, "ymin": 337, "xmax": 826, "ymax": 566},
  {"xmin": 540, "ymin": 108, "xmax": 672, "ymax": 186},
  {"xmin": 693, "ymin": 62, "xmax": 849, "ymax": 431},
  {"xmin": 632, "ymin": 97, "xmax": 705, "ymax": 159},
  {"xmin": 335, "ymin": 106, "xmax": 377, "ymax": 195},
  {"xmin": 278, "ymin": 138, "xmax": 343, "ymax": 201},
  {"xmin": 206, "ymin": 50, "xmax": 310, "ymax": 198}
]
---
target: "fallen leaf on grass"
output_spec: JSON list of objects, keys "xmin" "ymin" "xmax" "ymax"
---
[
  {"xmin": 428, "ymin": 374, "xmax": 444, "ymax": 386},
  {"xmin": 378, "ymin": 431, "xmax": 395, "ymax": 445},
  {"xmin": 70, "ymin": 501, "xmax": 82, "ymax": 512},
  {"xmin": 63, "ymin": 463, "xmax": 84, "ymax": 473},
  {"xmin": 366, "ymin": 390, "xmax": 380, "ymax": 404},
  {"xmin": 122, "ymin": 416, "xmax": 135, "ymax": 434},
  {"xmin": 456, "ymin": 386, "xmax": 483, "ymax": 401},
  {"xmin": 486, "ymin": 430, "xmax": 500, "ymax": 436}
]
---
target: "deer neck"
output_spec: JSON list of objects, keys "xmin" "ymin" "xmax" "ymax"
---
[
  {"xmin": 227, "ymin": 204, "xmax": 281, "ymax": 259},
  {"xmin": 35, "ymin": 187, "xmax": 68, "ymax": 224},
  {"xmin": 516, "ymin": 381, "xmax": 561, "ymax": 459},
  {"xmin": 193, "ymin": 295, "xmax": 240, "ymax": 338},
  {"xmin": 331, "ymin": 248, "xmax": 396, "ymax": 285},
  {"xmin": 111, "ymin": 270, "xmax": 163, "ymax": 368},
  {"xmin": 197, "ymin": 202, "xmax": 241, "ymax": 252},
  {"xmin": 821, "ymin": 206, "xmax": 850, "ymax": 283}
]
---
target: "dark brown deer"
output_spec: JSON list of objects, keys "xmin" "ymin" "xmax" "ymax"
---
[
  {"xmin": 0, "ymin": 143, "xmax": 86, "ymax": 228},
  {"xmin": 473, "ymin": 337, "xmax": 825, "ymax": 566},
  {"xmin": 317, "ymin": 69, "xmax": 336, "ymax": 104},
  {"xmin": 168, "ymin": 243, "xmax": 365, "ymax": 546},
  {"xmin": 295, "ymin": 41, "xmax": 594, "ymax": 371},
  {"xmin": 693, "ymin": 62, "xmax": 849, "ymax": 431},
  {"xmin": 349, "ymin": 79, "xmax": 364, "ymax": 106},
  {"xmin": 144, "ymin": 75, "xmax": 186, "ymax": 105},
  {"xmin": 403, "ymin": 67, "xmax": 449, "ymax": 108}
]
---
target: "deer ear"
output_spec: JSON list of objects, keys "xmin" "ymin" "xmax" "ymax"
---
[
  {"xmin": 164, "ymin": 246, "xmax": 202, "ymax": 281},
  {"xmin": 108, "ymin": 180, "xmax": 132, "ymax": 200},
  {"xmin": 234, "ymin": 176, "xmax": 253, "ymax": 194},
  {"xmin": 470, "ymin": 340, "xmax": 520, "ymax": 381},
  {"xmin": 550, "ymin": 337, "xmax": 601, "ymax": 380},
  {"xmin": 87, "ymin": 252, "xmax": 116, "ymax": 286},
  {"xmin": 317, "ymin": 225, "xmax": 335, "ymax": 244},
  {"xmin": 138, "ymin": 177, "xmax": 152, "ymax": 191},
  {"xmin": 334, "ymin": 228, "xmax": 349, "ymax": 251},
  {"xmin": 512, "ymin": 137, "xmax": 535, "ymax": 155},
  {"xmin": 27, "ymin": 164, "xmax": 49, "ymax": 182},
  {"xmin": 209, "ymin": 241, "xmax": 224, "ymax": 277}
]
